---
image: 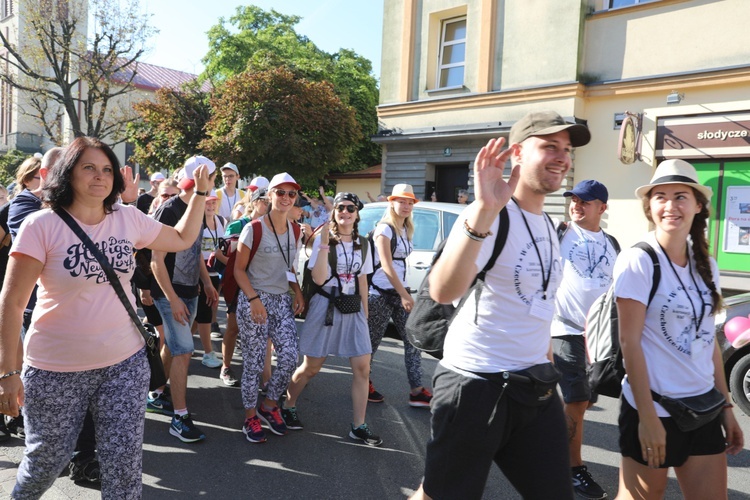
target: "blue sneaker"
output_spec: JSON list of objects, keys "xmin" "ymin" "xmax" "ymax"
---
[
  {"xmin": 257, "ymin": 405, "xmax": 287, "ymax": 436},
  {"xmin": 146, "ymin": 392, "xmax": 174, "ymax": 416},
  {"xmin": 242, "ymin": 416, "xmax": 267, "ymax": 443},
  {"xmin": 169, "ymin": 413, "xmax": 205, "ymax": 443}
]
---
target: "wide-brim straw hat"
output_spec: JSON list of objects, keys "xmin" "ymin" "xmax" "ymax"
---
[
  {"xmin": 387, "ymin": 183, "xmax": 418, "ymax": 203},
  {"xmin": 635, "ymin": 159, "xmax": 712, "ymax": 202}
]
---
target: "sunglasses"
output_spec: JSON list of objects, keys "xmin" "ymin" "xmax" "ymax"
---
[
  {"xmin": 272, "ymin": 189, "xmax": 297, "ymax": 199},
  {"xmin": 336, "ymin": 204, "xmax": 357, "ymax": 213},
  {"xmin": 160, "ymin": 193, "xmax": 177, "ymax": 199}
]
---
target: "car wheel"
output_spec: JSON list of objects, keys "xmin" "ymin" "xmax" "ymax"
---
[{"xmin": 729, "ymin": 353, "xmax": 750, "ymax": 417}]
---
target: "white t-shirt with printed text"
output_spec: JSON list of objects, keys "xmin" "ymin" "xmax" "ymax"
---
[
  {"xmin": 442, "ymin": 202, "xmax": 563, "ymax": 373},
  {"xmin": 613, "ymin": 232, "xmax": 719, "ymax": 416},
  {"xmin": 308, "ymin": 234, "xmax": 373, "ymax": 295},
  {"xmin": 552, "ymin": 223, "xmax": 618, "ymax": 336}
]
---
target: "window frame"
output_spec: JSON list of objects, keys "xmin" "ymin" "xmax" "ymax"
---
[
  {"xmin": 1, "ymin": 0, "xmax": 13, "ymax": 19},
  {"xmin": 436, "ymin": 15, "xmax": 467, "ymax": 90}
]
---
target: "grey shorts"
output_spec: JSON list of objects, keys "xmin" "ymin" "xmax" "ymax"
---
[{"xmin": 552, "ymin": 335, "xmax": 592, "ymax": 404}]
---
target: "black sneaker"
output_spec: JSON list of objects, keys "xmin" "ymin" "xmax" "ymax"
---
[
  {"xmin": 69, "ymin": 458, "xmax": 101, "ymax": 484},
  {"xmin": 169, "ymin": 413, "xmax": 206, "ymax": 443},
  {"xmin": 210, "ymin": 322, "xmax": 223, "ymax": 339},
  {"xmin": 349, "ymin": 423, "xmax": 383, "ymax": 447},
  {"xmin": 368, "ymin": 380, "xmax": 384, "ymax": 403},
  {"xmin": 146, "ymin": 391, "xmax": 174, "ymax": 416},
  {"xmin": 571, "ymin": 465, "xmax": 607, "ymax": 499},
  {"xmin": 5, "ymin": 415, "xmax": 24, "ymax": 438},
  {"xmin": 0, "ymin": 418, "xmax": 10, "ymax": 442},
  {"xmin": 281, "ymin": 406, "xmax": 303, "ymax": 430},
  {"xmin": 408, "ymin": 388, "xmax": 433, "ymax": 408}
]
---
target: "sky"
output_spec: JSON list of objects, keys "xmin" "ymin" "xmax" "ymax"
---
[{"xmin": 139, "ymin": 0, "xmax": 384, "ymax": 80}]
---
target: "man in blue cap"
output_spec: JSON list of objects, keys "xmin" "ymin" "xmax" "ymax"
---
[{"xmin": 552, "ymin": 179, "xmax": 619, "ymax": 500}]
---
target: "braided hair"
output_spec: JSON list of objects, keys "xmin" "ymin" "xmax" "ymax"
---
[{"xmin": 642, "ymin": 187, "xmax": 722, "ymax": 314}]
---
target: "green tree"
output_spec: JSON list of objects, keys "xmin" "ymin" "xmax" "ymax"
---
[
  {"xmin": 127, "ymin": 84, "xmax": 211, "ymax": 174},
  {"xmin": 0, "ymin": 0, "xmax": 155, "ymax": 144},
  {"xmin": 202, "ymin": 6, "xmax": 380, "ymax": 171},
  {"xmin": 0, "ymin": 150, "xmax": 29, "ymax": 188},
  {"xmin": 200, "ymin": 67, "xmax": 359, "ymax": 185}
]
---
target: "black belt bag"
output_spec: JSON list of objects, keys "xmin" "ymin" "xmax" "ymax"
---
[
  {"xmin": 483, "ymin": 363, "xmax": 561, "ymax": 407},
  {"xmin": 651, "ymin": 387, "xmax": 726, "ymax": 432},
  {"xmin": 334, "ymin": 293, "xmax": 361, "ymax": 314}
]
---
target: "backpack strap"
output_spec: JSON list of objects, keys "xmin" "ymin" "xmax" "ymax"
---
[
  {"xmin": 478, "ymin": 206, "xmax": 510, "ymax": 278},
  {"xmin": 633, "ymin": 241, "xmax": 661, "ymax": 305},
  {"xmin": 248, "ymin": 219, "xmax": 263, "ymax": 265},
  {"xmin": 556, "ymin": 220, "xmax": 569, "ymax": 242},
  {"xmin": 604, "ymin": 231, "xmax": 621, "ymax": 254}
]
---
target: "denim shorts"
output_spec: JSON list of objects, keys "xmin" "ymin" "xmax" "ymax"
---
[{"xmin": 154, "ymin": 296, "xmax": 198, "ymax": 356}]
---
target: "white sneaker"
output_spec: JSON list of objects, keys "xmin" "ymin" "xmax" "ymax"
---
[{"xmin": 201, "ymin": 351, "xmax": 222, "ymax": 368}]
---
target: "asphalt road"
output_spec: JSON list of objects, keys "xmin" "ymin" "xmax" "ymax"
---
[{"xmin": 3, "ymin": 318, "xmax": 750, "ymax": 499}]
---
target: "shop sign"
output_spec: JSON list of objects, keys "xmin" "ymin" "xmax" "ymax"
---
[{"xmin": 656, "ymin": 113, "xmax": 750, "ymax": 159}]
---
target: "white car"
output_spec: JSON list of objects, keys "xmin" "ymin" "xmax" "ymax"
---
[{"xmin": 357, "ymin": 201, "xmax": 468, "ymax": 294}]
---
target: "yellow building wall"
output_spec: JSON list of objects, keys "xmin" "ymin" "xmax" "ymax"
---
[{"xmin": 331, "ymin": 179, "xmax": 383, "ymax": 204}]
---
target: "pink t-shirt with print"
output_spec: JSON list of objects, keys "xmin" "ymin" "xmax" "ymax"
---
[{"xmin": 11, "ymin": 204, "xmax": 162, "ymax": 372}]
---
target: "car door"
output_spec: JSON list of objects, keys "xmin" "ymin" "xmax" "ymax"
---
[{"xmin": 406, "ymin": 207, "xmax": 443, "ymax": 293}]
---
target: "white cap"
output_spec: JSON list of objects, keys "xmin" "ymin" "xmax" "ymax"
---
[
  {"xmin": 221, "ymin": 162, "xmax": 239, "ymax": 175},
  {"xmin": 178, "ymin": 155, "xmax": 216, "ymax": 190},
  {"xmin": 268, "ymin": 172, "xmax": 300, "ymax": 191},
  {"xmin": 150, "ymin": 172, "xmax": 166, "ymax": 182},
  {"xmin": 250, "ymin": 176, "xmax": 269, "ymax": 190}
]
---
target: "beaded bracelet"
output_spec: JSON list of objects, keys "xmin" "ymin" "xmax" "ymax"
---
[
  {"xmin": 0, "ymin": 370, "xmax": 21, "ymax": 380},
  {"xmin": 463, "ymin": 219, "xmax": 493, "ymax": 239},
  {"xmin": 463, "ymin": 226, "xmax": 485, "ymax": 242}
]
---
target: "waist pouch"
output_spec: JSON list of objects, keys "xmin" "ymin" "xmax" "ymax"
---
[
  {"xmin": 481, "ymin": 362, "xmax": 561, "ymax": 407},
  {"xmin": 651, "ymin": 387, "xmax": 725, "ymax": 432},
  {"xmin": 334, "ymin": 293, "xmax": 362, "ymax": 314}
]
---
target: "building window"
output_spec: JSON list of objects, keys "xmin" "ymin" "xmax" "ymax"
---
[
  {"xmin": 608, "ymin": 0, "xmax": 656, "ymax": 8},
  {"xmin": 437, "ymin": 16, "xmax": 466, "ymax": 89},
  {"xmin": 1, "ymin": 0, "xmax": 13, "ymax": 19}
]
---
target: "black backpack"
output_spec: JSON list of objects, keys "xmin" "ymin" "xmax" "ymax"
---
[
  {"xmin": 299, "ymin": 235, "xmax": 369, "ymax": 318},
  {"xmin": 404, "ymin": 208, "xmax": 510, "ymax": 359},
  {"xmin": 366, "ymin": 222, "xmax": 401, "ymax": 294},
  {"xmin": 585, "ymin": 242, "xmax": 660, "ymax": 398}
]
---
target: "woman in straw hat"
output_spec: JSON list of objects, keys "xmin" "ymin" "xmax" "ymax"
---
[
  {"xmin": 366, "ymin": 183, "xmax": 432, "ymax": 407},
  {"xmin": 613, "ymin": 159, "xmax": 743, "ymax": 498}
]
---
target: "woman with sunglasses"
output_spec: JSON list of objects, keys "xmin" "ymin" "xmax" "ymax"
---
[
  {"xmin": 234, "ymin": 173, "xmax": 304, "ymax": 444},
  {"xmin": 614, "ymin": 160, "xmax": 743, "ymax": 498},
  {"xmin": 367, "ymin": 184, "xmax": 432, "ymax": 407},
  {"xmin": 282, "ymin": 193, "xmax": 382, "ymax": 446}
]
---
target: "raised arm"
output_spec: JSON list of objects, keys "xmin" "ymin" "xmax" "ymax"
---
[
  {"xmin": 147, "ymin": 165, "xmax": 211, "ymax": 253},
  {"xmin": 429, "ymin": 137, "xmax": 519, "ymax": 303}
]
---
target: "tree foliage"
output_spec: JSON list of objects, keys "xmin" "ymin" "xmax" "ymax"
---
[
  {"xmin": 127, "ymin": 84, "xmax": 211, "ymax": 173},
  {"xmin": 0, "ymin": 150, "xmax": 29, "ymax": 188},
  {"xmin": 0, "ymin": 0, "xmax": 155, "ymax": 144},
  {"xmin": 200, "ymin": 67, "xmax": 360, "ymax": 185},
  {"xmin": 202, "ymin": 6, "xmax": 380, "ymax": 171}
]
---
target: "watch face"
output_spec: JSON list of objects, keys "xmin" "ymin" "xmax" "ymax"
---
[{"xmin": 619, "ymin": 115, "xmax": 637, "ymax": 164}]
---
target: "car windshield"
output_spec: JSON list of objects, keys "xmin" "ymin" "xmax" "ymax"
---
[{"xmin": 359, "ymin": 205, "xmax": 441, "ymax": 251}]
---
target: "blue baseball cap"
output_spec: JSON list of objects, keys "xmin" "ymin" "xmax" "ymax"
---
[{"xmin": 563, "ymin": 180, "xmax": 608, "ymax": 203}]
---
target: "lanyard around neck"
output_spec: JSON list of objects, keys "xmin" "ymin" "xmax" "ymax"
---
[
  {"xmin": 512, "ymin": 198, "xmax": 553, "ymax": 299},
  {"xmin": 267, "ymin": 215, "xmax": 291, "ymax": 270},
  {"xmin": 658, "ymin": 243, "xmax": 706, "ymax": 336}
]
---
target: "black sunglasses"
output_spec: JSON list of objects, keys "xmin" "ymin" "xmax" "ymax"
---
[
  {"xmin": 336, "ymin": 204, "xmax": 357, "ymax": 213},
  {"xmin": 273, "ymin": 189, "xmax": 298, "ymax": 199},
  {"xmin": 160, "ymin": 193, "xmax": 177, "ymax": 199}
]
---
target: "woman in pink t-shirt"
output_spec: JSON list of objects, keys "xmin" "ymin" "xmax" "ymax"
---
[{"xmin": 0, "ymin": 137, "xmax": 212, "ymax": 498}]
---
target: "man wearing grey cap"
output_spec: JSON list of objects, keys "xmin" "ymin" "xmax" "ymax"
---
[
  {"xmin": 411, "ymin": 111, "xmax": 590, "ymax": 499},
  {"xmin": 552, "ymin": 179, "xmax": 619, "ymax": 500}
]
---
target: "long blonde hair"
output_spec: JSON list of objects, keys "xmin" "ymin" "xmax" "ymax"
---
[{"xmin": 380, "ymin": 200, "xmax": 414, "ymax": 240}]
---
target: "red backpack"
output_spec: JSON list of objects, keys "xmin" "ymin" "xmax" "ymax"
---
[{"xmin": 221, "ymin": 218, "xmax": 301, "ymax": 304}]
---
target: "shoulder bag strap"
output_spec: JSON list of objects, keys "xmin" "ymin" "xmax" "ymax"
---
[{"xmin": 55, "ymin": 209, "xmax": 156, "ymax": 350}]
